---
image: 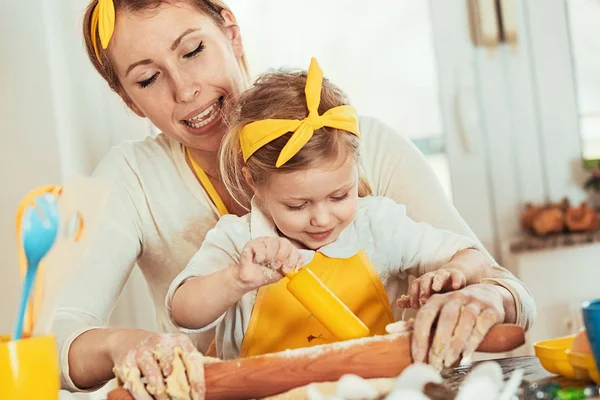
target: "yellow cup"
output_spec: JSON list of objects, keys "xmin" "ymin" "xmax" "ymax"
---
[{"xmin": 0, "ymin": 334, "xmax": 60, "ymax": 399}]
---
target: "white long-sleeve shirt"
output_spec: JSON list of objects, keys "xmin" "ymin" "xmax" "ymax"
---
[
  {"xmin": 53, "ymin": 116, "xmax": 536, "ymax": 391},
  {"xmin": 166, "ymin": 196, "xmax": 479, "ymax": 360}
]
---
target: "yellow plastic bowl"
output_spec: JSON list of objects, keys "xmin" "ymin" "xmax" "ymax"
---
[
  {"xmin": 534, "ymin": 335, "xmax": 577, "ymax": 378},
  {"xmin": 0, "ymin": 334, "xmax": 60, "ymax": 399},
  {"xmin": 567, "ymin": 350, "xmax": 600, "ymax": 383}
]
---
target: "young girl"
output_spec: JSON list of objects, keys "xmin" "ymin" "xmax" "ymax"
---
[{"xmin": 166, "ymin": 58, "xmax": 494, "ymax": 360}]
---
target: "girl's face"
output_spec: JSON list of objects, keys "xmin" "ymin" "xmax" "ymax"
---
[
  {"xmin": 254, "ymin": 152, "xmax": 359, "ymax": 250},
  {"xmin": 108, "ymin": 2, "xmax": 245, "ymax": 153}
]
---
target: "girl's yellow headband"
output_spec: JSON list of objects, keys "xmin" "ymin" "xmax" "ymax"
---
[
  {"xmin": 90, "ymin": 0, "xmax": 116, "ymax": 64},
  {"xmin": 239, "ymin": 58, "xmax": 360, "ymax": 168}
]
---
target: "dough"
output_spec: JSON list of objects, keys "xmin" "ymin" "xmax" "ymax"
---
[
  {"xmin": 335, "ymin": 375, "xmax": 379, "ymax": 400},
  {"xmin": 164, "ymin": 347, "xmax": 191, "ymax": 400},
  {"xmin": 261, "ymin": 378, "xmax": 396, "ymax": 400}
]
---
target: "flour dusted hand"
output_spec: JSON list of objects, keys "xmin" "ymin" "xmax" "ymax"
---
[
  {"xmin": 412, "ymin": 284, "xmax": 506, "ymax": 369},
  {"xmin": 236, "ymin": 237, "xmax": 302, "ymax": 291},
  {"xmin": 113, "ymin": 333, "xmax": 205, "ymax": 400}
]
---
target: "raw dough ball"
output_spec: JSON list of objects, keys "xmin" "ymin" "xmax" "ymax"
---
[
  {"xmin": 336, "ymin": 375, "xmax": 379, "ymax": 400},
  {"xmin": 385, "ymin": 389, "xmax": 430, "ymax": 400},
  {"xmin": 394, "ymin": 363, "xmax": 442, "ymax": 392}
]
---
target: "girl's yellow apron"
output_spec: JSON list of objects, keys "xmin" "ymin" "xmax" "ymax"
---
[{"xmin": 240, "ymin": 250, "xmax": 394, "ymax": 357}]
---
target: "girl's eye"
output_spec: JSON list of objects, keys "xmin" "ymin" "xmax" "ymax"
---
[
  {"xmin": 138, "ymin": 73, "xmax": 159, "ymax": 89},
  {"xmin": 332, "ymin": 193, "xmax": 349, "ymax": 202},
  {"xmin": 287, "ymin": 203, "xmax": 307, "ymax": 211},
  {"xmin": 184, "ymin": 41, "xmax": 205, "ymax": 59}
]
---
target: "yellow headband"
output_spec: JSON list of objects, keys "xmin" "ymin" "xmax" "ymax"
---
[
  {"xmin": 90, "ymin": 0, "xmax": 116, "ymax": 64},
  {"xmin": 239, "ymin": 58, "xmax": 360, "ymax": 168}
]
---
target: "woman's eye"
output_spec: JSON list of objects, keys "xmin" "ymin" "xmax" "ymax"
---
[
  {"xmin": 184, "ymin": 41, "xmax": 205, "ymax": 59},
  {"xmin": 137, "ymin": 73, "xmax": 159, "ymax": 88}
]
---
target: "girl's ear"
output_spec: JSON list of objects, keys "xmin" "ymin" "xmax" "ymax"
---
[{"xmin": 242, "ymin": 167, "xmax": 260, "ymax": 198}]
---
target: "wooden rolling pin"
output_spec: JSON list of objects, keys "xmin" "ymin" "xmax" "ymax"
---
[{"xmin": 107, "ymin": 324, "xmax": 524, "ymax": 400}]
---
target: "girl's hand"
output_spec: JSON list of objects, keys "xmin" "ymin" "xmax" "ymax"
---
[
  {"xmin": 235, "ymin": 237, "xmax": 302, "ymax": 291},
  {"xmin": 406, "ymin": 268, "xmax": 467, "ymax": 308}
]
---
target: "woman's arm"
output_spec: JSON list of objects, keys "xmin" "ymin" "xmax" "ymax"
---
[
  {"xmin": 359, "ymin": 116, "xmax": 535, "ymax": 331},
  {"xmin": 52, "ymin": 148, "xmax": 146, "ymax": 390},
  {"xmin": 66, "ymin": 328, "xmax": 151, "ymax": 389}
]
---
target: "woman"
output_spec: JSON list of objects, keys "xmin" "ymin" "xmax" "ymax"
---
[{"xmin": 54, "ymin": 0, "xmax": 535, "ymax": 396}]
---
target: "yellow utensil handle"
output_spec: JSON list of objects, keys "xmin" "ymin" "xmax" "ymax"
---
[{"xmin": 286, "ymin": 268, "xmax": 370, "ymax": 341}]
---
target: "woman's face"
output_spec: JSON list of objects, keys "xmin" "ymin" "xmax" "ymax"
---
[{"xmin": 108, "ymin": 2, "xmax": 245, "ymax": 152}]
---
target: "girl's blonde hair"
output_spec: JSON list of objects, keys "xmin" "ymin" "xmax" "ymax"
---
[
  {"xmin": 82, "ymin": 0, "xmax": 249, "ymax": 100},
  {"xmin": 220, "ymin": 69, "xmax": 372, "ymax": 210}
]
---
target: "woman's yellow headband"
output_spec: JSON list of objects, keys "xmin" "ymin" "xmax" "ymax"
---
[
  {"xmin": 239, "ymin": 58, "xmax": 360, "ymax": 168},
  {"xmin": 90, "ymin": 0, "xmax": 116, "ymax": 64}
]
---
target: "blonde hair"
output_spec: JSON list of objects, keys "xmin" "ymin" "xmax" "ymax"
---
[
  {"xmin": 220, "ymin": 69, "xmax": 372, "ymax": 210},
  {"xmin": 82, "ymin": 0, "xmax": 249, "ymax": 99}
]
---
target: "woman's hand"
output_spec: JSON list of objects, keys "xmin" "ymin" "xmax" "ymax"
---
[
  {"xmin": 408, "ymin": 284, "xmax": 513, "ymax": 369},
  {"xmin": 236, "ymin": 237, "xmax": 302, "ymax": 291},
  {"xmin": 111, "ymin": 333, "xmax": 205, "ymax": 400}
]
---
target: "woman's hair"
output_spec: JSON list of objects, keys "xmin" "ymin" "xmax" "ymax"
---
[
  {"xmin": 82, "ymin": 0, "xmax": 249, "ymax": 98},
  {"xmin": 220, "ymin": 69, "xmax": 372, "ymax": 210}
]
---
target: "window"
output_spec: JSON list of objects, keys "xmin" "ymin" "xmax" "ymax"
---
[{"xmin": 566, "ymin": 0, "xmax": 600, "ymax": 160}]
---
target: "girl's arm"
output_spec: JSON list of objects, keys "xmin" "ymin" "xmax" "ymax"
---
[
  {"xmin": 169, "ymin": 236, "xmax": 300, "ymax": 331},
  {"xmin": 171, "ymin": 268, "xmax": 246, "ymax": 330},
  {"xmin": 442, "ymin": 248, "xmax": 494, "ymax": 285}
]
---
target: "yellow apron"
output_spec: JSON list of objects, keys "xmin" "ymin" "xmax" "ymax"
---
[
  {"xmin": 240, "ymin": 250, "xmax": 394, "ymax": 358},
  {"xmin": 187, "ymin": 148, "xmax": 229, "ymax": 216}
]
